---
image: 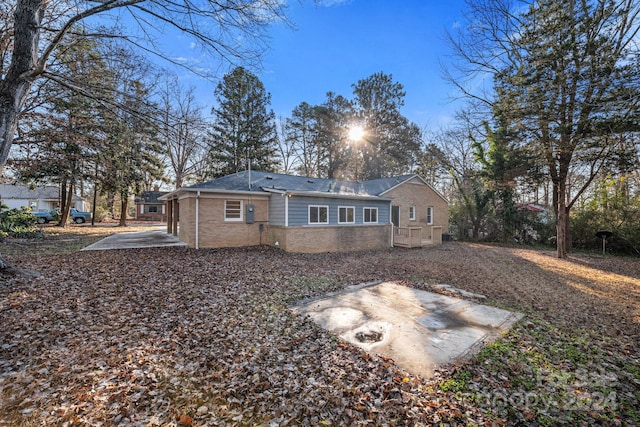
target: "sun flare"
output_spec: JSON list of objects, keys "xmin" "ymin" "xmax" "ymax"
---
[{"xmin": 348, "ymin": 125, "xmax": 365, "ymax": 141}]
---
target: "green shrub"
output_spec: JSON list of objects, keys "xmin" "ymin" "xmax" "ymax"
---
[
  {"xmin": 0, "ymin": 206, "xmax": 42, "ymax": 239},
  {"xmin": 570, "ymin": 176, "xmax": 640, "ymax": 256},
  {"xmin": 93, "ymin": 205, "xmax": 109, "ymax": 222}
]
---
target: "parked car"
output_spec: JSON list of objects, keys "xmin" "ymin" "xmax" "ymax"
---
[{"xmin": 34, "ymin": 208, "xmax": 91, "ymax": 224}]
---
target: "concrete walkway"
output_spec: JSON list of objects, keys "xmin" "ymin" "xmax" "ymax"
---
[
  {"xmin": 82, "ymin": 229, "xmax": 187, "ymax": 251},
  {"xmin": 291, "ymin": 281, "xmax": 523, "ymax": 378}
]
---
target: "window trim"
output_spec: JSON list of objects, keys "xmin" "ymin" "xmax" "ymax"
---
[
  {"xmin": 308, "ymin": 204, "xmax": 329, "ymax": 225},
  {"xmin": 409, "ymin": 205, "xmax": 416, "ymax": 221},
  {"xmin": 338, "ymin": 206, "xmax": 355, "ymax": 224},
  {"xmin": 224, "ymin": 200, "xmax": 244, "ymax": 222},
  {"xmin": 363, "ymin": 207, "xmax": 378, "ymax": 224},
  {"xmin": 426, "ymin": 206, "xmax": 434, "ymax": 225}
]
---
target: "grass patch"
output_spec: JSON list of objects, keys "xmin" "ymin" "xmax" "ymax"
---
[
  {"xmin": 436, "ymin": 317, "xmax": 639, "ymax": 425},
  {"xmin": 284, "ymin": 276, "xmax": 342, "ymax": 303},
  {"xmin": 1, "ymin": 224, "xmax": 162, "ymax": 257}
]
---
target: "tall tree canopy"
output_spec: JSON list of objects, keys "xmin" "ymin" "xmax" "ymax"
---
[
  {"xmin": 158, "ymin": 76, "xmax": 206, "ymax": 189},
  {"xmin": 13, "ymin": 35, "xmax": 107, "ymax": 226},
  {"xmin": 0, "ymin": 0, "xmax": 287, "ymax": 272},
  {"xmin": 448, "ymin": 0, "xmax": 640, "ymax": 257},
  {"xmin": 206, "ymin": 66, "xmax": 278, "ymax": 177},
  {"xmin": 351, "ymin": 72, "xmax": 422, "ymax": 180},
  {"xmin": 0, "ymin": 0, "xmax": 287, "ymax": 174},
  {"xmin": 285, "ymin": 102, "xmax": 320, "ymax": 177}
]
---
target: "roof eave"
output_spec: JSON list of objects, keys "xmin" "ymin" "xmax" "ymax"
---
[
  {"xmin": 159, "ymin": 188, "xmax": 270, "ymax": 200},
  {"xmin": 287, "ymin": 190, "xmax": 391, "ymax": 201}
]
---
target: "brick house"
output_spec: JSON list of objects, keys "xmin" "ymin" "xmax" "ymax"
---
[
  {"xmin": 134, "ymin": 188, "xmax": 168, "ymax": 222},
  {"xmin": 160, "ymin": 171, "xmax": 448, "ymax": 253}
]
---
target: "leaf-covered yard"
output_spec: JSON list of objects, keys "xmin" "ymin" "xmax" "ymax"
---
[{"xmin": 1, "ymin": 236, "xmax": 639, "ymax": 426}]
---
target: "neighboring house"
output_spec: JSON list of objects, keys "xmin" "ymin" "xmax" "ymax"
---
[
  {"xmin": 160, "ymin": 171, "xmax": 449, "ymax": 253},
  {"xmin": 0, "ymin": 184, "xmax": 86, "ymax": 212},
  {"xmin": 134, "ymin": 188, "xmax": 168, "ymax": 222}
]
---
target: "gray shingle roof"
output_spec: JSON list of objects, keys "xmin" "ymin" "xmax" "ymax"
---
[
  {"xmin": 187, "ymin": 171, "xmax": 417, "ymax": 197},
  {"xmin": 135, "ymin": 191, "xmax": 169, "ymax": 204},
  {"xmin": 0, "ymin": 184, "xmax": 82, "ymax": 201}
]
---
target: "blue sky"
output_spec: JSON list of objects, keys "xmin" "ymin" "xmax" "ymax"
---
[
  {"xmin": 258, "ymin": 0, "xmax": 466, "ymax": 128},
  {"xmin": 174, "ymin": 0, "xmax": 468, "ymax": 129}
]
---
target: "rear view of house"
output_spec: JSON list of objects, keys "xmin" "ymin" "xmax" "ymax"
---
[{"xmin": 160, "ymin": 171, "xmax": 448, "ymax": 253}]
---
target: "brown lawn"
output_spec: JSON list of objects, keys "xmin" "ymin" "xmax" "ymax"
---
[{"xmin": 1, "ymin": 231, "xmax": 638, "ymax": 426}]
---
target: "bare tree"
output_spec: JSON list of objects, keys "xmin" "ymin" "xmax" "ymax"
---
[
  {"xmin": 445, "ymin": 0, "xmax": 640, "ymax": 257},
  {"xmin": 276, "ymin": 116, "xmax": 297, "ymax": 174},
  {"xmin": 157, "ymin": 75, "xmax": 206, "ymax": 189},
  {"xmin": 0, "ymin": 0, "xmax": 288, "ymax": 271},
  {"xmin": 1, "ymin": 0, "xmax": 288, "ymax": 171}
]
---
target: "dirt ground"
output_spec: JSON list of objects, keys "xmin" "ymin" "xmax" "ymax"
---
[{"xmin": 1, "ymin": 237, "xmax": 638, "ymax": 426}]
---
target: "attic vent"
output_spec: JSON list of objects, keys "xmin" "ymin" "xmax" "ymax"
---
[
  {"xmin": 307, "ymin": 179, "xmax": 314, "ymax": 183},
  {"xmin": 265, "ymin": 176, "xmax": 273, "ymax": 180}
]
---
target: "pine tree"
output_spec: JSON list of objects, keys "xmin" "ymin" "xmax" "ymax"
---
[
  {"xmin": 450, "ymin": 0, "xmax": 640, "ymax": 257},
  {"xmin": 314, "ymin": 92, "xmax": 353, "ymax": 180},
  {"xmin": 15, "ymin": 35, "xmax": 106, "ymax": 226},
  {"xmin": 285, "ymin": 102, "xmax": 319, "ymax": 176},
  {"xmin": 351, "ymin": 72, "xmax": 422, "ymax": 180},
  {"xmin": 206, "ymin": 67, "xmax": 278, "ymax": 177}
]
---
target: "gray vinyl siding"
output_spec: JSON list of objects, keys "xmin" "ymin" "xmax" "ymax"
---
[
  {"xmin": 287, "ymin": 196, "xmax": 389, "ymax": 226},
  {"xmin": 268, "ymin": 193, "xmax": 286, "ymax": 226}
]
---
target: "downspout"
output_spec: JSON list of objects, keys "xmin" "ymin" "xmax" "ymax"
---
[
  {"xmin": 389, "ymin": 200, "xmax": 394, "ymax": 248},
  {"xmin": 195, "ymin": 190, "xmax": 200, "ymax": 249},
  {"xmin": 285, "ymin": 193, "xmax": 289, "ymax": 227}
]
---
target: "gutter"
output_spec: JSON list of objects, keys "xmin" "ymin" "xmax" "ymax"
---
[
  {"xmin": 195, "ymin": 190, "xmax": 200, "ymax": 249},
  {"xmin": 390, "ymin": 199, "xmax": 394, "ymax": 248},
  {"xmin": 159, "ymin": 188, "xmax": 267, "ymax": 201},
  {"xmin": 286, "ymin": 191, "xmax": 392, "ymax": 201}
]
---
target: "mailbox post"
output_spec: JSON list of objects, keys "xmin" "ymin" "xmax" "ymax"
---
[{"xmin": 595, "ymin": 230, "xmax": 613, "ymax": 256}]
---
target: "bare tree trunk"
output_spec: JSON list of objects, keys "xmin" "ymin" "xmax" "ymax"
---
[
  {"xmin": 58, "ymin": 180, "xmax": 69, "ymax": 226},
  {"xmin": 1, "ymin": 0, "xmax": 42, "ymax": 278},
  {"xmin": 59, "ymin": 182, "xmax": 74, "ymax": 228},
  {"xmin": 119, "ymin": 194, "xmax": 128, "ymax": 227},
  {"xmin": 0, "ymin": 0, "xmax": 46, "ymax": 167},
  {"xmin": 556, "ymin": 180, "xmax": 568, "ymax": 258}
]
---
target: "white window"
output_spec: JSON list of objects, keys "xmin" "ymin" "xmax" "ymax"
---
[
  {"xmin": 426, "ymin": 206, "xmax": 434, "ymax": 225},
  {"xmin": 363, "ymin": 207, "xmax": 378, "ymax": 224},
  {"xmin": 225, "ymin": 200, "xmax": 243, "ymax": 221},
  {"xmin": 309, "ymin": 205, "xmax": 329, "ymax": 224},
  {"xmin": 338, "ymin": 206, "xmax": 355, "ymax": 224},
  {"xmin": 409, "ymin": 205, "xmax": 416, "ymax": 221}
]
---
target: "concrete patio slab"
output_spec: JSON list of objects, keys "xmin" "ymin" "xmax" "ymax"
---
[
  {"xmin": 81, "ymin": 229, "xmax": 187, "ymax": 251},
  {"xmin": 291, "ymin": 281, "xmax": 523, "ymax": 378}
]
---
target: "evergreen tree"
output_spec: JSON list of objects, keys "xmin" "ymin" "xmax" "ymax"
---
[
  {"xmin": 285, "ymin": 102, "xmax": 319, "ymax": 176},
  {"xmin": 314, "ymin": 92, "xmax": 353, "ymax": 180},
  {"xmin": 15, "ymin": 35, "xmax": 106, "ymax": 226},
  {"xmin": 97, "ymin": 46, "xmax": 165, "ymax": 226},
  {"xmin": 207, "ymin": 67, "xmax": 278, "ymax": 177},
  {"xmin": 351, "ymin": 72, "xmax": 422, "ymax": 180},
  {"xmin": 472, "ymin": 121, "xmax": 530, "ymax": 241},
  {"xmin": 449, "ymin": 0, "xmax": 640, "ymax": 257}
]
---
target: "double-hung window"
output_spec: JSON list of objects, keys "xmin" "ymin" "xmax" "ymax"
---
[
  {"xmin": 225, "ymin": 200, "xmax": 243, "ymax": 221},
  {"xmin": 426, "ymin": 206, "xmax": 434, "ymax": 225},
  {"xmin": 409, "ymin": 205, "xmax": 416, "ymax": 221},
  {"xmin": 363, "ymin": 207, "xmax": 378, "ymax": 224},
  {"xmin": 338, "ymin": 206, "xmax": 355, "ymax": 224},
  {"xmin": 309, "ymin": 205, "xmax": 329, "ymax": 224}
]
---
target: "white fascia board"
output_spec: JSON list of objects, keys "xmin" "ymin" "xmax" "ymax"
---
[
  {"xmin": 160, "ymin": 188, "xmax": 270, "ymax": 201},
  {"xmin": 288, "ymin": 191, "xmax": 392, "ymax": 201}
]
